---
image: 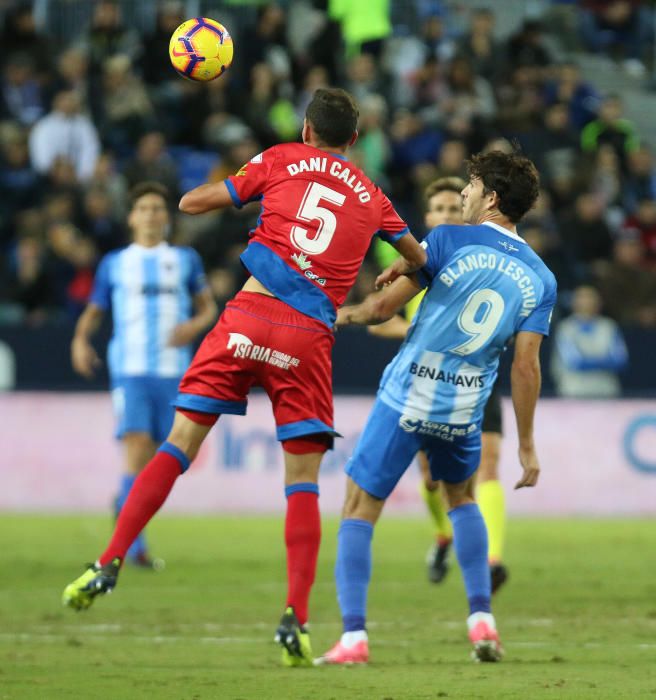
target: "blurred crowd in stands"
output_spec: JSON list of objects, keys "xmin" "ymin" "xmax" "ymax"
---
[{"xmin": 0, "ymin": 0, "xmax": 655, "ymax": 395}]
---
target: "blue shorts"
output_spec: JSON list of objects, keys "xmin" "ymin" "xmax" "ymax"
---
[
  {"xmin": 111, "ymin": 376, "xmax": 180, "ymax": 443},
  {"xmin": 345, "ymin": 399, "xmax": 482, "ymax": 500}
]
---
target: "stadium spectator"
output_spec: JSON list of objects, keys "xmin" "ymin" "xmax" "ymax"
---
[
  {"xmin": 245, "ymin": 62, "xmax": 297, "ymax": 147},
  {"xmin": 239, "ymin": 3, "xmax": 290, "ymax": 83},
  {"xmin": 594, "ymin": 236, "xmax": 656, "ymax": 326},
  {"xmin": 438, "ymin": 56, "xmax": 495, "ymax": 151},
  {"xmin": 28, "ymin": 90, "xmax": 100, "ymax": 182},
  {"xmin": 456, "ymin": 8, "xmax": 500, "ymax": 83},
  {"xmin": 98, "ymin": 54, "xmax": 155, "ymax": 154},
  {"xmin": 543, "ymin": 62, "xmax": 600, "ymax": 132},
  {"xmin": 81, "ymin": 0, "xmax": 141, "ymax": 77},
  {"xmin": 520, "ymin": 102, "xmax": 580, "ymax": 190},
  {"xmin": 329, "ymin": 0, "xmax": 393, "ymax": 58},
  {"xmin": 344, "ymin": 52, "xmax": 390, "ymax": 106},
  {"xmin": 0, "ymin": 129, "xmax": 43, "ymax": 229},
  {"xmin": 81, "ymin": 186, "xmax": 125, "ymax": 254},
  {"xmin": 350, "ymin": 93, "xmax": 390, "ymax": 186},
  {"xmin": 141, "ymin": 1, "xmax": 185, "ymax": 86},
  {"xmin": 90, "ymin": 152, "xmax": 128, "ymax": 217},
  {"xmin": 505, "ymin": 20, "xmax": 553, "ymax": 75},
  {"xmin": 579, "ymin": 0, "xmax": 652, "ymax": 75},
  {"xmin": 594, "ymin": 233, "xmax": 656, "ymax": 328},
  {"xmin": 551, "ymin": 284, "xmax": 628, "ymax": 397},
  {"xmin": 622, "ymin": 198, "xmax": 656, "ymax": 264},
  {"xmin": 2, "ymin": 233, "xmax": 54, "ymax": 322},
  {"xmin": 0, "ymin": 54, "xmax": 46, "ymax": 127},
  {"xmin": 123, "ymin": 132, "xmax": 179, "ymax": 198},
  {"xmin": 0, "ymin": 4, "xmax": 52, "ymax": 79},
  {"xmin": 558, "ymin": 192, "xmax": 615, "ymax": 265},
  {"xmin": 581, "ymin": 94, "xmax": 639, "ymax": 172},
  {"xmin": 51, "ymin": 48, "xmax": 90, "ymax": 111},
  {"xmin": 623, "ymin": 145, "xmax": 656, "ymax": 213}
]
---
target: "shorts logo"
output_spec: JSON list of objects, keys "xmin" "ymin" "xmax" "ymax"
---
[
  {"xmin": 227, "ymin": 333, "xmax": 253, "ymax": 355},
  {"xmin": 399, "ymin": 416, "xmax": 421, "ymax": 432},
  {"xmin": 227, "ymin": 332, "xmax": 300, "ymax": 370},
  {"xmin": 399, "ymin": 415, "xmax": 478, "ymax": 441}
]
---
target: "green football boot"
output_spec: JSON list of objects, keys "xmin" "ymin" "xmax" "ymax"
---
[
  {"xmin": 274, "ymin": 606, "xmax": 313, "ymax": 667},
  {"xmin": 62, "ymin": 558, "xmax": 121, "ymax": 611}
]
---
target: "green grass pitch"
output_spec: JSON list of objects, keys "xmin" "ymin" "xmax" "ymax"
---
[{"xmin": 1, "ymin": 515, "xmax": 655, "ymax": 699}]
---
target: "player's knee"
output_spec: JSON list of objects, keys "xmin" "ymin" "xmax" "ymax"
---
[
  {"xmin": 342, "ymin": 479, "xmax": 383, "ymax": 523},
  {"xmin": 443, "ymin": 477, "xmax": 476, "ymax": 510},
  {"xmin": 168, "ymin": 411, "xmax": 211, "ymax": 462}
]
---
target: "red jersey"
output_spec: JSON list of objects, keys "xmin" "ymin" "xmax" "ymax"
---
[{"xmin": 224, "ymin": 142, "xmax": 409, "ymax": 327}]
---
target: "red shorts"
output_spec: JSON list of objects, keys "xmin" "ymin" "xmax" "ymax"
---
[{"xmin": 175, "ymin": 292, "xmax": 337, "ymax": 442}]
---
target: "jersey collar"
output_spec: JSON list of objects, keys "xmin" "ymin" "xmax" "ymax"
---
[
  {"xmin": 481, "ymin": 221, "xmax": 525, "ymax": 242},
  {"xmin": 129, "ymin": 242, "xmax": 169, "ymax": 252}
]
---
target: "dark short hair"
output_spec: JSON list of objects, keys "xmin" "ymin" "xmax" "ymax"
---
[
  {"xmin": 128, "ymin": 181, "xmax": 170, "ymax": 210},
  {"xmin": 305, "ymin": 88, "xmax": 359, "ymax": 148},
  {"xmin": 466, "ymin": 150, "xmax": 540, "ymax": 223},
  {"xmin": 424, "ymin": 176, "xmax": 466, "ymax": 203}
]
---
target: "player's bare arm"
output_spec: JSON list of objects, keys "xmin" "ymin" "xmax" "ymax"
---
[
  {"xmin": 367, "ymin": 315, "xmax": 412, "ymax": 339},
  {"xmin": 376, "ymin": 234, "xmax": 427, "ymax": 288},
  {"xmin": 71, "ymin": 303, "xmax": 104, "ymax": 379},
  {"xmin": 337, "ymin": 276, "xmax": 421, "ymax": 327},
  {"xmin": 179, "ymin": 182, "xmax": 234, "ymax": 215},
  {"xmin": 168, "ymin": 288, "xmax": 218, "ymax": 347},
  {"xmin": 511, "ymin": 330, "xmax": 543, "ymax": 490}
]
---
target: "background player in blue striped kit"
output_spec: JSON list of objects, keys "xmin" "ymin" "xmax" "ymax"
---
[
  {"xmin": 71, "ymin": 182, "xmax": 217, "ymax": 567},
  {"xmin": 317, "ymin": 150, "xmax": 557, "ymax": 665}
]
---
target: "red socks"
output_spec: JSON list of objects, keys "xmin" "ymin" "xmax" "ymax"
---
[
  {"xmin": 99, "ymin": 446, "xmax": 186, "ymax": 566},
  {"xmin": 284, "ymin": 486, "xmax": 321, "ymax": 627}
]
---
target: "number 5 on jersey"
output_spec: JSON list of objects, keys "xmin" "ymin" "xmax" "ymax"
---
[{"xmin": 291, "ymin": 182, "xmax": 346, "ymax": 255}]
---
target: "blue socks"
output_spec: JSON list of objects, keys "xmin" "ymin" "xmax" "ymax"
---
[
  {"xmin": 335, "ymin": 519, "xmax": 374, "ymax": 632},
  {"xmin": 449, "ymin": 502, "xmax": 491, "ymax": 614},
  {"xmin": 116, "ymin": 473, "xmax": 147, "ymax": 559}
]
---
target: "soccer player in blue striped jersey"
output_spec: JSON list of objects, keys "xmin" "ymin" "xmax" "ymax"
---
[
  {"xmin": 71, "ymin": 182, "xmax": 217, "ymax": 567},
  {"xmin": 317, "ymin": 150, "xmax": 557, "ymax": 665}
]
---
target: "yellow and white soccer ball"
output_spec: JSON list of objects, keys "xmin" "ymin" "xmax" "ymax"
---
[{"xmin": 169, "ymin": 17, "xmax": 233, "ymax": 82}]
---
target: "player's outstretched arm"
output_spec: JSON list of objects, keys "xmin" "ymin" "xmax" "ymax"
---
[
  {"xmin": 169, "ymin": 289, "xmax": 218, "ymax": 347},
  {"xmin": 376, "ymin": 233, "xmax": 427, "ymax": 288},
  {"xmin": 337, "ymin": 276, "xmax": 421, "ymax": 327},
  {"xmin": 511, "ymin": 331, "xmax": 543, "ymax": 490},
  {"xmin": 367, "ymin": 315, "xmax": 412, "ymax": 339},
  {"xmin": 71, "ymin": 303, "xmax": 104, "ymax": 379},
  {"xmin": 179, "ymin": 182, "xmax": 235, "ymax": 215}
]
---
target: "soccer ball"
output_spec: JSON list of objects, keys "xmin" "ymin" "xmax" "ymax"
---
[{"xmin": 169, "ymin": 17, "xmax": 233, "ymax": 82}]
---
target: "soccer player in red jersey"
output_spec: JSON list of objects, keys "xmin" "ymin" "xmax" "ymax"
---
[{"xmin": 62, "ymin": 88, "xmax": 427, "ymax": 667}]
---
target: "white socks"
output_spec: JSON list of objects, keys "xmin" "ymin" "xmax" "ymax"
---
[
  {"xmin": 341, "ymin": 630, "xmax": 368, "ymax": 648},
  {"xmin": 467, "ymin": 611, "xmax": 496, "ymax": 631}
]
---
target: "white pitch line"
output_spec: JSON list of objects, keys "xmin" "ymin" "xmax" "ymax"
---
[
  {"xmin": 1, "ymin": 632, "xmax": 655, "ymax": 651},
  {"xmin": 15, "ymin": 618, "xmax": 555, "ymax": 636}
]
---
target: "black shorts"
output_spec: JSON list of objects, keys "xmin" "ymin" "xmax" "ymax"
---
[{"xmin": 481, "ymin": 376, "xmax": 503, "ymax": 435}]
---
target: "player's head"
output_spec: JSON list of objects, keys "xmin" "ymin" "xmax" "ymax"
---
[
  {"xmin": 127, "ymin": 181, "xmax": 171, "ymax": 245},
  {"xmin": 424, "ymin": 177, "xmax": 465, "ymax": 228},
  {"xmin": 461, "ymin": 150, "xmax": 539, "ymax": 225},
  {"xmin": 303, "ymin": 88, "xmax": 359, "ymax": 151}
]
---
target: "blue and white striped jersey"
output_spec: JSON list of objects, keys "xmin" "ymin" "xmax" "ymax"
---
[
  {"xmin": 378, "ymin": 222, "xmax": 557, "ymax": 427},
  {"xmin": 90, "ymin": 243, "xmax": 207, "ymax": 378}
]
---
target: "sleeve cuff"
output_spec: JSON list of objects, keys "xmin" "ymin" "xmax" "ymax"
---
[
  {"xmin": 224, "ymin": 178, "xmax": 243, "ymax": 209},
  {"xmin": 377, "ymin": 226, "xmax": 409, "ymax": 244}
]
